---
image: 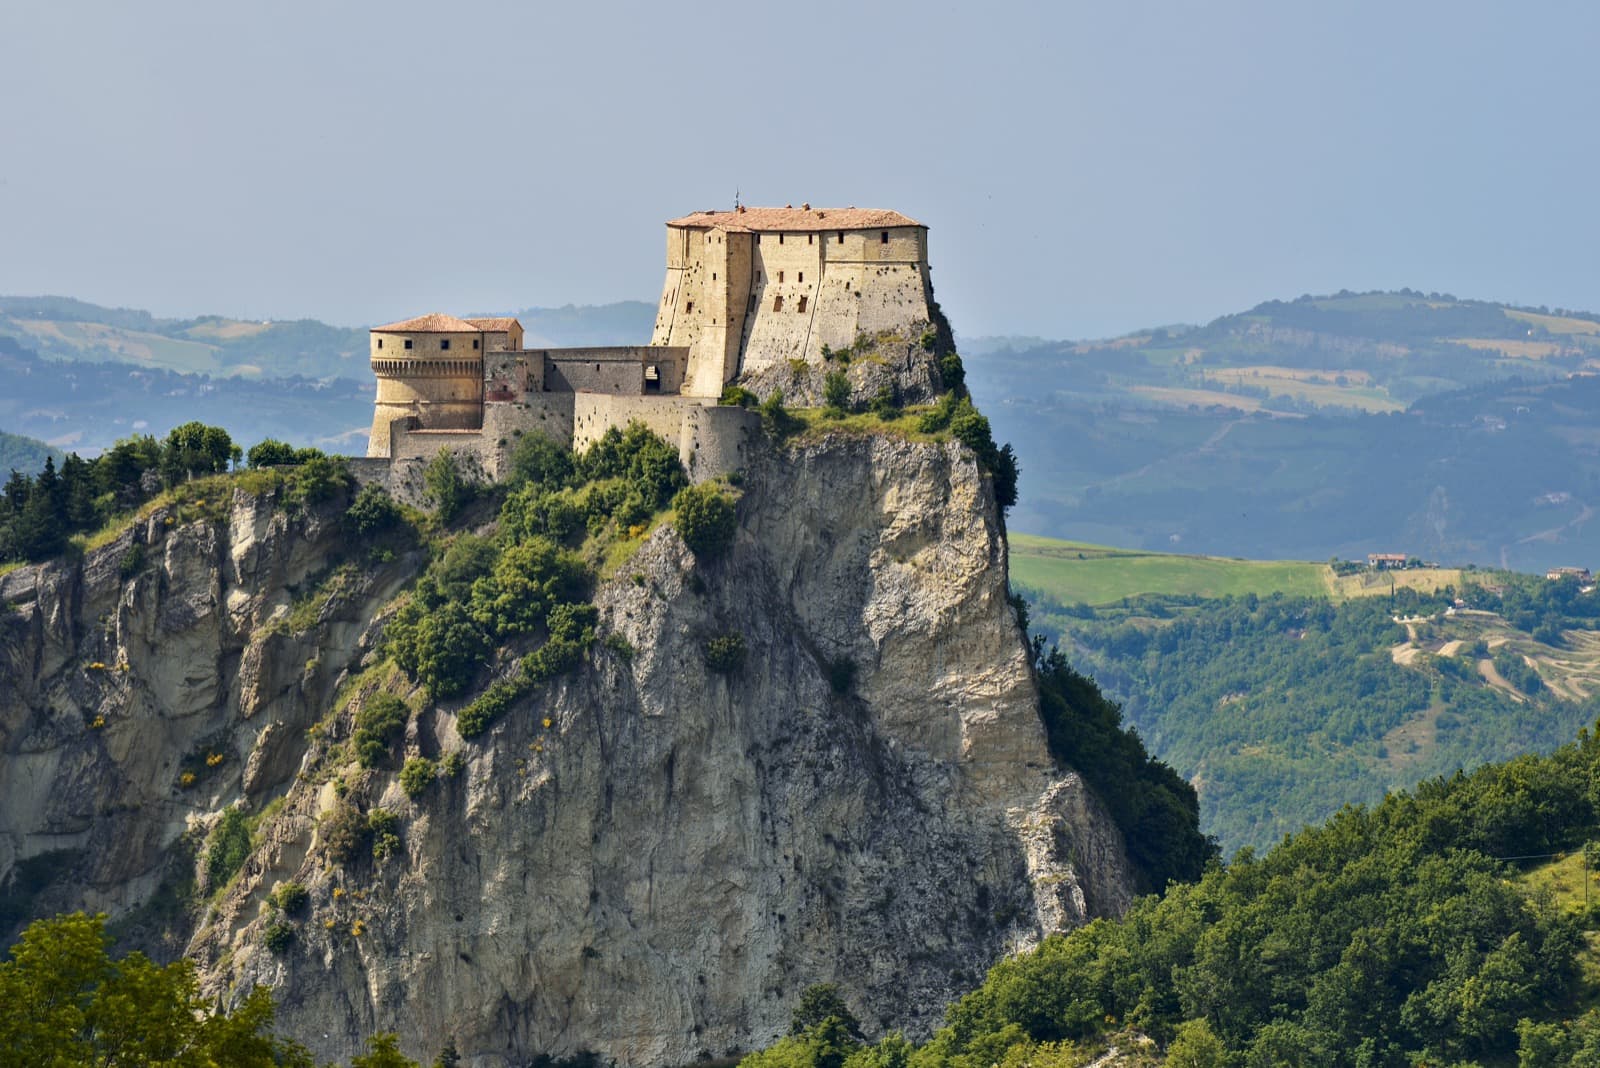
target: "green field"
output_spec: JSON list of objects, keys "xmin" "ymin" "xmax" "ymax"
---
[{"xmin": 1008, "ymin": 534, "xmax": 1330, "ymax": 604}]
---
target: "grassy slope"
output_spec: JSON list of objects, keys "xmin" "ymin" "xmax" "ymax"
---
[{"xmin": 1009, "ymin": 532, "xmax": 1464, "ymax": 605}]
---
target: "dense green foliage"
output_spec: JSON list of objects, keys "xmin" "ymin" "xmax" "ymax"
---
[
  {"xmin": 1024, "ymin": 585, "xmax": 1600, "ymax": 854},
  {"xmin": 0, "ymin": 912, "xmax": 315, "ymax": 1066},
  {"xmin": 704, "ymin": 633, "xmax": 748, "ymax": 674},
  {"xmin": 1032, "ymin": 642, "xmax": 1213, "ymax": 892},
  {"xmin": 399, "ymin": 757, "xmax": 436, "ymax": 799},
  {"xmin": 353, "ymin": 694, "xmax": 410, "ymax": 769},
  {"xmin": 202, "ymin": 807, "xmax": 252, "ymax": 892},
  {"xmin": 918, "ymin": 394, "xmax": 1018, "ymax": 510},
  {"xmin": 390, "ymin": 424, "xmax": 680, "ymax": 730},
  {"xmin": 673, "ymin": 483, "xmax": 738, "ymax": 559},
  {"xmin": 0, "ymin": 429, "xmax": 58, "ymax": 475},
  {"xmin": 0, "ymin": 421, "xmax": 352, "ymax": 564}
]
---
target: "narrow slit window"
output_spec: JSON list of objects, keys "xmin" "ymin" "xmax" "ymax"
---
[
  {"xmin": 686, "ymin": 301, "xmax": 694, "ymax": 313},
  {"xmin": 773, "ymin": 295, "xmax": 784, "ymax": 312},
  {"xmin": 377, "ymin": 339, "xmax": 383, "ymax": 349},
  {"xmin": 797, "ymin": 296, "xmax": 807, "ymax": 312},
  {"xmin": 778, "ymin": 233, "xmax": 785, "ymax": 244},
  {"xmin": 881, "ymin": 231, "xmax": 889, "ymax": 244},
  {"xmin": 798, "ymin": 272, "xmax": 804, "ymax": 282},
  {"xmin": 778, "ymin": 271, "xmax": 784, "ymax": 283},
  {"xmin": 837, "ymin": 231, "xmax": 844, "ymax": 243}
]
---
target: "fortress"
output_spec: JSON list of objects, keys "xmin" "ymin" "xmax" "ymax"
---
[{"xmin": 365, "ymin": 206, "xmax": 936, "ymax": 483}]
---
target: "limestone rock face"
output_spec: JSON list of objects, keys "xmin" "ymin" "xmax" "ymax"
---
[
  {"xmin": 0, "ymin": 489, "xmax": 416, "ymax": 948},
  {"xmin": 0, "ymin": 437, "xmax": 1134, "ymax": 1067}
]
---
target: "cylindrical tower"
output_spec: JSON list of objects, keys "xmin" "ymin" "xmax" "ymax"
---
[{"xmin": 367, "ymin": 313, "xmax": 485, "ymax": 457}]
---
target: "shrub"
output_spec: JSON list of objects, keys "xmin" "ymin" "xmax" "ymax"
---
[
  {"xmin": 440, "ymin": 751, "xmax": 465, "ymax": 779},
  {"xmin": 457, "ymin": 673, "xmax": 533, "ymax": 740},
  {"xmin": 117, "ymin": 542, "xmax": 145, "ymax": 579},
  {"xmin": 424, "ymin": 449, "xmax": 473, "ymax": 523},
  {"xmin": 399, "ymin": 757, "xmax": 436, "ymax": 800},
  {"xmin": 345, "ymin": 483, "xmax": 405, "ymax": 537},
  {"xmin": 938, "ymin": 351, "xmax": 967, "ymax": 395},
  {"xmin": 204, "ymin": 807, "xmax": 252, "ymax": 891},
  {"xmin": 367, "ymin": 809, "xmax": 401, "ymax": 861},
  {"xmin": 354, "ymin": 694, "xmax": 410, "ymax": 769},
  {"xmin": 283, "ymin": 454, "xmax": 349, "ymax": 509},
  {"xmin": 720, "ymin": 385, "xmax": 759, "ymax": 408},
  {"xmin": 272, "ymin": 880, "xmax": 310, "ymax": 915},
  {"xmin": 823, "ymin": 371, "xmax": 852, "ymax": 415},
  {"xmin": 869, "ymin": 385, "xmax": 900, "ymax": 420},
  {"xmin": 704, "ymin": 634, "xmax": 747, "ymax": 674},
  {"xmin": 672, "ymin": 484, "xmax": 738, "ymax": 560},
  {"xmin": 506, "ymin": 432, "xmax": 575, "ymax": 490},
  {"xmin": 320, "ymin": 803, "xmax": 369, "ymax": 865},
  {"xmin": 246, "ymin": 439, "xmax": 299, "ymax": 468},
  {"xmin": 262, "ymin": 920, "xmax": 295, "ymax": 955},
  {"xmin": 760, "ymin": 390, "xmax": 802, "ymax": 440}
]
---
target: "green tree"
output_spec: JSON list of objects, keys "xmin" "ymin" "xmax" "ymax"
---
[
  {"xmin": 0, "ymin": 913, "xmax": 304, "ymax": 1067},
  {"xmin": 673, "ymin": 483, "xmax": 738, "ymax": 559},
  {"xmin": 823, "ymin": 371, "xmax": 852, "ymax": 415},
  {"xmin": 353, "ymin": 1032, "xmax": 423, "ymax": 1068},
  {"xmin": 424, "ymin": 448, "xmax": 473, "ymax": 523}
]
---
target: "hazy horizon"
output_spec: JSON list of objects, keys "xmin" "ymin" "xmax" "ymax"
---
[{"xmin": 5, "ymin": 0, "xmax": 1598, "ymax": 340}]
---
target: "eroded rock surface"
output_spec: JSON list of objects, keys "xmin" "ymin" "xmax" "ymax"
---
[{"xmin": 0, "ymin": 436, "xmax": 1132, "ymax": 1067}]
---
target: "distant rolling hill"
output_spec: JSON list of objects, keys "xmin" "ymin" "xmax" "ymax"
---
[
  {"xmin": 970, "ymin": 290, "xmax": 1600, "ymax": 572},
  {"xmin": 0, "ymin": 298, "xmax": 656, "ymax": 455},
  {"xmin": 0, "ymin": 430, "xmax": 59, "ymax": 476}
]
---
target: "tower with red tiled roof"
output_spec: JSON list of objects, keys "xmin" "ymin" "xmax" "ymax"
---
[
  {"xmin": 651, "ymin": 206, "xmax": 933, "ymax": 396},
  {"xmin": 366, "ymin": 313, "xmax": 490, "ymax": 458}
]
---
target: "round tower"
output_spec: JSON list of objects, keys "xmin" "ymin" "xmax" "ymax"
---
[{"xmin": 366, "ymin": 313, "xmax": 485, "ymax": 458}]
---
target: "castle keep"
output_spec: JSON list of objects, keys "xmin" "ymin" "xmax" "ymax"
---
[{"xmin": 366, "ymin": 206, "xmax": 933, "ymax": 481}]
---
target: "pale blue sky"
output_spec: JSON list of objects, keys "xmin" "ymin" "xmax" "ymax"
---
[{"xmin": 3, "ymin": 0, "xmax": 1597, "ymax": 339}]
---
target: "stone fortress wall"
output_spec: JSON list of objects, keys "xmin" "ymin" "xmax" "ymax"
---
[{"xmin": 364, "ymin": 206, "xmax": 930, "ymax": 492}]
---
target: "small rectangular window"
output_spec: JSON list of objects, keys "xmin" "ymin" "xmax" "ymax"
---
[
  {"xmin": 798, "ymin": 272, "xmax": 804, "ymax": 282},
  {"xmin": 440, "ymin": 339, "xmax": 451, "ymax": 350},
  {"xmin": 404, "ymin": 339, "xmax": 413, "ymax": 350},
  {"xmin": 377, "ymin": 339, "xmax": 383, "ymax": 349},
  {"xmin": 797, "ymin": 296, "xmax": 808, "ymax": 312},
  {"xmin": 808, "ymin": 234, "xmax": 814, "ymax": 244},
  {"xmin": 778, "ymin": 233, "xmax": 785, "ymax": 244},
  {"xmin": 837, "ymin": 232, "xmax": 844, "ymax": 243},
  {"xmin": 773, "ymin": 295, "xmax": 784, "ymax": 312},
  {"xmin": 473, "ymin": 339, "xmax": 480, "ymax": 349},
  {"xmin": 778, "ymin": 271, "xmax": 784, "ymax": 283},
  {"xmin": 686, "ymin": 301, "xmax": 694, "ymax": 313},
  {"xmin": 881, "ymin": 231, "xmax": 889, "ymax": 244}
]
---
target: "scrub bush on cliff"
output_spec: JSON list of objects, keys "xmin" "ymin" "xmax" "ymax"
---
[{"xmin": 673, "ymin": 484, "xmax": 737, "ymax": 559}]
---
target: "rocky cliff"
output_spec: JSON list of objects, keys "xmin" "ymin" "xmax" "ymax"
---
[{"xmin": 0, "ymin": 432, "xmax": 1134, "ymax": 1067}]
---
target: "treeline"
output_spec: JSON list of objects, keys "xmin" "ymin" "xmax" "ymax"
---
[
  {"xmin": 0, "ymin": 913, "xmax": 457, "ymax": 1067},
  {"xmin": 745, "ymin": 725, "xmax": 1600, "ymax": 1066},
  {"xmin": 1031, "ymin": 640, "xmax": 1214, "ymax": 892},
  {"xmin": 1023, "ymin": 588, "xmax": 1600, "ymax": 854},
  {"xmin": 0, "ymin": 422, "xmax": 335, "ymax": 564}
]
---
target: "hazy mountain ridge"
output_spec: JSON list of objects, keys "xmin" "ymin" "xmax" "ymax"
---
[{"xmin": 964, "ymin": 290, "xmax": 1600, "ymax": 572}]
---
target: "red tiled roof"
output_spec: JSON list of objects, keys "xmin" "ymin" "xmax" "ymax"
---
[
  {"xmin": 371, "ymin": 313, "xmax": 482, "ymax": 333},
  {"xmin": 666, "ymin": 206, "xmax": 922, "ymax": 233},
  {"xmin": 464, "ymin": 317, "xmax": 521, "ymax": 331}
]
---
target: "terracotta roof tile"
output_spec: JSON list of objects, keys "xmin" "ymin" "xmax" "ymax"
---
[
  {"xmin": 371, "ymin": 312, "xmax": 482, "ymax": 333},
  {"xmin": 464, "ymin": 317, "xmax": 521, "ymax": 331},
  {"xmin": 666, "ymin": 206, "xmax": 922, "ymax": 233}
]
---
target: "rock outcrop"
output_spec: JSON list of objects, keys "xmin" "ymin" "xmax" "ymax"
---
[{"xmin": 0, "ymin": 433, "xmax": 1133, "ymax": 1067}]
